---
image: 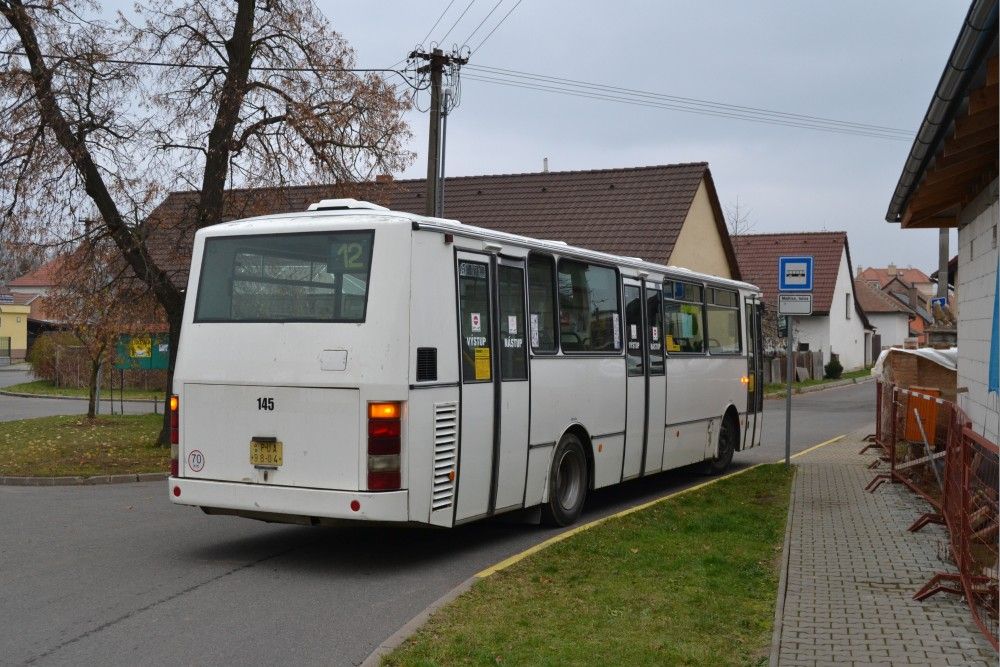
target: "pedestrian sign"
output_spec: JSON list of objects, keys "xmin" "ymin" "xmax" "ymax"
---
[{"xmin": 778, "ymin": 256, "xmax": 814, "ymax": 292}]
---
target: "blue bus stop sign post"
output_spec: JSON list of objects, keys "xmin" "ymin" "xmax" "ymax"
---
[{"xmin": 779, "ymin": 256, "xmax": 813, "ymax": 467}]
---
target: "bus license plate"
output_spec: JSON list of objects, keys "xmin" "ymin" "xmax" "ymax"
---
[{"xmin": 250, "ymin": 440, "xmax": 283, "ymax": 468}]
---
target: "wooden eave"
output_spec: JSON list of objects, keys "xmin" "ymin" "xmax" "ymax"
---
[{"xmin": 900, "ymin": 55, "xmax": 999, "ymax": 229}]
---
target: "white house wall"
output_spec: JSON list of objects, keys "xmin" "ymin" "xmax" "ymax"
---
[
  {"xmin": 956, "ymin": 179, "xmax": 999, "ymax": 445},
  {"xmin": 795, "ymin": 247, "xmax": 867, "ymax": 371},
  {"xmin": 869, "ymin": 313, "xmax": 910, "ymax": 349}
]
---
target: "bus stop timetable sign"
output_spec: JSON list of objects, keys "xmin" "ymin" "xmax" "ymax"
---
[{"xmin": 778, "ymin": 256, "xmax": 813, "ymax": 291}]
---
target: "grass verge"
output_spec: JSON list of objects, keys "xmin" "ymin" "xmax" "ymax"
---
[
  {"xmin": 2, "ymin": 379, "xmax": 163, "ymax": 401},
  {"xmin": 0, "ymin": 414, "xmax": 167, "ymax": 477},
  {"xmin": 764, "ymin": 367, "xmax": 871, "ymax": 396},
  {"xmin": 385, "ymin": 464, "xmax": 794, "ymax": 667}
]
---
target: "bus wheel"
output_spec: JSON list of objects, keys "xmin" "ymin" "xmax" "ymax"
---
[
  {"xmin": 541, "ymin": 433, "xmax": 588, "ymax": 526},
  {"xmin": 703, "ymin": 415, "xmax": 736, "ymax": 475}
]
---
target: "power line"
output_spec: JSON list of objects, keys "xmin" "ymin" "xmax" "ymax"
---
[
  {"xmin": 470, "ymin": 0, "xmax": 522, "ymax": 54},
  {"xmin": 467, "ymin": 63, "xmax": 912, "ymax": 137},
  {"xmin": 419, "ymin": 0, "xmax": 458, "ymax": 47},
  {"xmin": 461, "ymin": 73, "xmax": 910, "ymax": 141},
  {"xmin": 461, "ymin": 0, "xmax": 505, "ymax": 48},
  {"xmin": 438, "ymin": 0, "xmax": 477, "ymax": 46}
]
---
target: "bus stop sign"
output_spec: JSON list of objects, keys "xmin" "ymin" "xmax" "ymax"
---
[{"xmin": 778, "ymin": 256, "xmax": 814, "ymax": 291}]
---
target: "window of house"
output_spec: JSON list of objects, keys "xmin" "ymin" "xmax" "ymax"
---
[
  {"xmin": 664, "ymin": 281, "xmax": 705, "ymax": 353},
  {"xmin": 557, "ymin": 260, "xmax": 621, "ymax": 353},
  {"xmin": 527, "ymin": 254, "xmax": 557, "ymax": 353}
]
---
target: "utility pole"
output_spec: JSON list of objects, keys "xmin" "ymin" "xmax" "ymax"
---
[{"xmin": 410, "ymin": 48, "xmax": 468, "ymax": 216}]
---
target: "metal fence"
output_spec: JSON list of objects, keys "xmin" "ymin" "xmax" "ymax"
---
[
  {"xmin": 0, "ymin": 336, "xmax": 9, "ymax": 366},
  {"xmin": 865, "ymin": 380, "xmax": 999, "ymax": 650}
]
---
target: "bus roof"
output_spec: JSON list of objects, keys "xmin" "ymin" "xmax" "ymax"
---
[{"xmin": 198, "ymin": 202, "xmax": 761, "ymax": 294}]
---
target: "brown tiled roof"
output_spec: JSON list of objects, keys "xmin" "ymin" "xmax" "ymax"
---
[
  {"xmin": 8, "ymin": 256, "xmax": 66, "ymax": 288},
  {"xmin": 732, "ymin": 232, "xmax": 868, "ymax": 324},
  {"xmin": 857, "ymin": 266, "xmax": 932, "ymax": 289},
  {"xmin": 1, "ymin": 292, "xmax": 37, "ymax": 306},
  {"xmin": 144, "ymin": 163, "xmax": 739, "ymax": 288},
  {"xmin": 853, "ymin": 279, "xmax": 913, "ymax": 315}
]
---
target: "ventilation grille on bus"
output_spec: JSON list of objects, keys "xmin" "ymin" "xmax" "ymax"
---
[
  {"xmin": 432, "ymin": 402, "xmax": 458, "ymax": 512},
  {"xmin": 416, "ymin": 347, "xmax": 437, "ymax": 382}
]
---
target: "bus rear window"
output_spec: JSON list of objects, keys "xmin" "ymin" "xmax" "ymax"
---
[{"xmin": 194, "ymin": 231, "xmax": 374, "ymax": 323}]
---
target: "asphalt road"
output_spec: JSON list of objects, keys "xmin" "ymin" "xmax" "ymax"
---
[
  {"xmin": 0, "ymin": 368, "xmax": 160, "ymax": 421},
  {"xmin": 0, "ymin": 381, "xmax": 874, "ymax": 666}
]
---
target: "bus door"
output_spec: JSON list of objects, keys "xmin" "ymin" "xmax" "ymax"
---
[
  {"xmin": 644, "ymin": 283, "xmax": 666, "ymax": 472},
  {"xmin": 454, "ymin": 253, "xmax": 530, "ymax": 522},
  {"xmin": 743, "ymin": 297, "xmax": 764, "ymax": 449},
  {"xmin": 622, "ymin": 280, "xmax": 646, "ymax": 479}
]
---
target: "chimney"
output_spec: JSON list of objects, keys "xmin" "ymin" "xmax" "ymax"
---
[
  {"xmin": 856, "ymin": 265, "xmax": 863, "ymax": 278},
  {"xmin": 375, "ymin": 174, "xmax": 393, "ymax": 183},
  {"xmin": 543, "ymin": 157, "xmax": 549, "ymax": 173},
  {"xmin": 887, "ymin": 263, "xmax": 897, "ymax": 277}
]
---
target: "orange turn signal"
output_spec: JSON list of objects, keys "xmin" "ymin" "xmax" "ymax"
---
[
  {"xmin": 740, "ymin": 376, "xmax": 750, "ymax": 385},
  {"xmin": 169, "ymin": 395, "xmax": 179, "ymax": 412},
  {"xmin": 368, "ymin": 402, "xmax": 401, "ymax": 419}
]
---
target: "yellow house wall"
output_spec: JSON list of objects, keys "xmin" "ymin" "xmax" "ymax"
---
[
  {"xmin": 0, "ymin": 304, "xmax": 30, "ymax": 360},
  {"xmin": 666, "ymin": 179, "xmax": 733, "ymax": 279}
]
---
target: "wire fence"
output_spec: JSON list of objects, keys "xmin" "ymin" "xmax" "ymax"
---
[{"xmin": 865, "ymin": 380, "xmax": 999, "ymax": 650}]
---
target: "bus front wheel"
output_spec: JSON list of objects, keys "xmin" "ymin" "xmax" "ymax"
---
[
  {"xmin": 703, "ymin": 414, "xmax": 736, "ymax": 475},
  {"xmin": 541, "ymin": 433, "xmax": 588, "ymax": 526}
]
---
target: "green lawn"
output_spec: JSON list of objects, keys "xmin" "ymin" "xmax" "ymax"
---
[
  {"xmin": 385, "ymin": 464, "xmax": 794, "ymax": 667},
  {"xmin": 3, "ymin": 379, "xmax": 163, "ymax": 401},
  {"xmin": 765, "ymin": 367, "xmax": 871, "ymax": 396},
  {"xmin": 0, "ymin": 414, "xmax": 167, "ymax": 477}
]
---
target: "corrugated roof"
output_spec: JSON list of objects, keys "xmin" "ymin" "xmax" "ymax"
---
[
  {"xmin": 732, "ymin": 232, "xmax": 867, "ymax": 324},
  {"xmin": 143, "ymin": 163, "xmax": 738, "ymax": 288}
]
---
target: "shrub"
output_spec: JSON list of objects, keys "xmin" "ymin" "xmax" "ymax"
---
[
  {"xmin": 27, "ymin": 331, "xmax": 82, "ymax": 383},
  {"xmin": 824, "ymin": 354, "xmax": 843, "ymax": 380}
]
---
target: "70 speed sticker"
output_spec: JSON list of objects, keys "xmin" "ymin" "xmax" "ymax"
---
[{"xmin": 187, "ymin": 450, "xmax": 205, "ymax": 472}]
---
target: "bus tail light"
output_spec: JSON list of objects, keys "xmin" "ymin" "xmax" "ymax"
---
[
  {"xmin": 368, "ymin": 401, "xmax": 401, "ymax": 490},
  {"xmin": 170, "ymin": 395, "xmax": 179, "ymax": 477}
]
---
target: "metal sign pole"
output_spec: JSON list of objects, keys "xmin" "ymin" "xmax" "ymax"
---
[{"xmin": 785, "ymin": 317, "xmax": 793, "ymax": 466}]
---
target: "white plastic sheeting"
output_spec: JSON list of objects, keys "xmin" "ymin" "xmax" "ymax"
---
[{"xmin": 872, "ymin": 347, "xmax": 958, "ymax": 379}]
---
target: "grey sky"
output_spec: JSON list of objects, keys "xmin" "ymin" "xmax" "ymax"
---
[{"xmin": 322, "ymin": 1, "xmax": 966, "ymax": 274}]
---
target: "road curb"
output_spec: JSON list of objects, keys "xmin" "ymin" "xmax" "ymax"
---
[
  {"xmin": 0, "ymin": 472, "xmax": 167, "ymax": 486},
  {"xmin": 769, "ymin": 467, "xmax": 797, "ymax": 667},
  {"xmin": 764, "ymin": 375, "xmax": 874, "ymax": 399},
  {"xmin": 360, "ymin": 575, "xmax": 478, "ymax": 667},
  {"xmin": 0, "ymin": 389, "xmax": 162, "ymax": 404}
]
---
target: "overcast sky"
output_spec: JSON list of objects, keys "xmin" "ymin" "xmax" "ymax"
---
[{"xmin": 318, "ymin": 1, "xmax": 968, "ymax": 274}]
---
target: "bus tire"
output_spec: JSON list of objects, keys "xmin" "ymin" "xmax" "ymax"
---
[
  {"xmin": 541, "ymin": 433, "xmax": 588, "ymax": 526},
  {"xmin": 703, "ymin": 414, "xmax": 736, "ymax": 475}
]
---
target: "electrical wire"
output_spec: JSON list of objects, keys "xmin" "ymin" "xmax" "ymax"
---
[
  {"xmin": 467, "ymin": 63, "xmax": 912, "ymax": 137},
  {"xmin": 419, "ymin": 0, "xmax": 458, "ymax": 48},
  {"xmin": 460, "ymin": 0, "xmax": 505, "ymax": 49},
  {"xmin": 438, "ymin": 0, "xmax": 477, "ymax": 46},
  {"xmin": 461, "ymin": 73, "xmax": 910, "ymax": 141},
  {"xmin": 470, "ymin": 0, "xmax": 522, "ymax": 54}
]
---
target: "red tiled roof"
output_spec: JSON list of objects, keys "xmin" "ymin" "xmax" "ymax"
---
[
  {"xmin": 853, "ymin": 279, "xmax": 913, "ymax": 315},
  {"xmin": 0, "ymin": 292, "xmax": 37, "ymax": 306},
  {"xmin": 857, "ymin": 266, "xmax": 931, "ymax": 289},
  {"xmin": 8, "ymin": 256, "xmax": 66, "ymax": 287},
  {"xmin": 732, "ymin": 231, "xmax": 862, "ymax": 318},
  {"xmin": 144, "ymin": 163, "xmax": 739, "ymax": 288}
]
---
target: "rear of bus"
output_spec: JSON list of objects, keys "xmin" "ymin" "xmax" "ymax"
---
[{"xmin": 167, "ymin": 210, "xmax": 416, "ymax": 525}]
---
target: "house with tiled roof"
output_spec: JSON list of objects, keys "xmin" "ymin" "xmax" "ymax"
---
[
  {"xmin": 733, "ymin": 231, "xmax": 873, "ymax": 371},
  {"xmin": 858, "ymin": 265, "xmax": 936, "ymax": 299},
  {"xmin": 143, "ymin": 162, "xmax": 740, "ymax": 290},
  {"xmin": 853, "ymin": 279, "xmax": 915, "ymax": 350},
  {"xmin": 885, "ymin": 0, "xmax": 998, "ymax": 443},
  {"xmin": 7, "ymin": 255, "xmax": 65, "ymax": 297}
]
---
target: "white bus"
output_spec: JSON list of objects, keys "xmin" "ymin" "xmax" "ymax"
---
[{"xmin": 168, "ymin": 199, "xmax": 764, "ymax": 527}]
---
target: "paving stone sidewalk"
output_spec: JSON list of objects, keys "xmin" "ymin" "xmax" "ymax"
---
[{"xmin": 771, "ymin": 430, "xmax": 997, "ymax": 666}]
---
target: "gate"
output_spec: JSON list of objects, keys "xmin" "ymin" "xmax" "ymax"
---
[{"xmin": 0, "ymin": 336, "xmax": 10, "ymax": 366}]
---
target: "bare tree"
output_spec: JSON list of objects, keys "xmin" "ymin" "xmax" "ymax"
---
[
  {"xmin": 725, "ymin": 195, "xmax": 755, "ymax": 239},
  {"xmin": 0, "ymin": 0, "xmax": 412, "ymax": 440}
]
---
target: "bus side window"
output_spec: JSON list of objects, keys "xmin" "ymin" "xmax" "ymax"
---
[
  {"xmin": 458, "ymin": 261, "xmax": 492, "ymax": 382},
  {"xmin": 624, "ymin": 285, "xmax": 643, "ymax": 375},
  {"xmin": 663, "ymin": 281, "xmax": 705, "ymax": 353},
  {"xmin": 557, "ymin": 260, "xmax": 621, "ymax": 353},
  {"xmin": 527, "ymin": 255, "xmax": 557, "ymax": 353}
]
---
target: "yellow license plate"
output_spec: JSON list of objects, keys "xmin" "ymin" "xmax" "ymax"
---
[{"xmin": 250, "ymin": 440, "xmax": 283, "ymax": 468}]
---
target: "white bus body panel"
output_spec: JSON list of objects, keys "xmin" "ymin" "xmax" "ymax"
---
[
  {"xmin": 645, "ymin": 375, "xmax": 666, "ymax": 474},
  {"xmin": 623, "ymin": 374, "xmax": 645, "ymax": 479},
  {"xmin": 494, "ymin": 381, "xmax": 529, "ymax": 512}
]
